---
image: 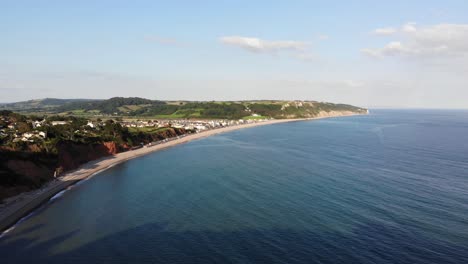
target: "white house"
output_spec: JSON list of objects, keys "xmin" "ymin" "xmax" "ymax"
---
[
  {"xmin": 51, "ymin": 121, "xmax": 68, "ymax": 126},
  {"xmin": 22, "ymin": 132, "xmax": 34, "ymax": 139},
  {"xmin": 195, "ymin": 125, "xmax": 207, "ymax": 131},
  {"xmin": 32, "ymin": 120, "xmax": 43, "ymax": 128}
]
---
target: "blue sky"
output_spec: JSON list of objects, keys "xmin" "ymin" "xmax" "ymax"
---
[{"xmin": 1, "ymin": 1, "xmax": 468, "ymax": 108}]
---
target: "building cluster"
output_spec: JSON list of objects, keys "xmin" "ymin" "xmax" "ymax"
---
[
  {"xmin": 0, "ymin": 117, "xmax": 78, "ymax": 143},
  {"xmin": 1, "ymin": 112, "xmax": 272, "ymax": 145},
  {"xmin": 119, "ymin": 118, "xmax": 271, "ymax": 131},
  {"xmin": 16, "ymin": 131, "xmax": 47, "ymax": 142},
  {"xmin": 0, "ymin": 116, "xmax": 48, "ymax": 143},
  {"xmin": 119, "ymin": 120, "xmax": 160, "ymax": 128}
]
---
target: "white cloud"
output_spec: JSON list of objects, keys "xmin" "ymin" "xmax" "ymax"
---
[
  {"xmin": 402, "ymin": 22, "xmax": 417, "ymax": 33},
  {"xmin": 219, "ymin": 36, "xmax": 318, "ymax": 62},
  {"xmin": 219, "ymin": 35, "xmax": 318, "ymax": 62},
  {"xmin": 361, "ymin": 41, "xmax": 409, "ymax": 58},
  {"xmin": 373, "ymin": 27, "xmax": 397, "ymax": 35},
  {"xmin": 363, "ymin": 23, "xmax": 468, "ymax": 58},
  {"xmin": 219, "ymin": 36, "xmax": 307, "ymax": 53}
]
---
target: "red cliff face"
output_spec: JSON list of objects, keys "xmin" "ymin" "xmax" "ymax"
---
[
  {"xmin": 152, "ymin": 128, "xmax": 185, "ymax": 141},
  {"xmin": 1, "ymin": 129, "xmax": 185, "ymax": 201},
  {"xmin": 103, "ymin": 142, "xmax": 119, "ymax": 155},
  {"xmin": 57, "ymin": 141, "xmax": 120, "ymax": 171},
  {"xmin": 0, "ymin": 150, "xmax": 57, "ymax": 201},
  {"xmin": 0, "ymin": 142, "xmax": 123, "ymax": 201}
]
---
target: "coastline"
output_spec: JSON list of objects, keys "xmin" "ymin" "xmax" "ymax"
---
[{"xmin": 0, "ymin": 113, "xmax": 363, "ymax": 233}]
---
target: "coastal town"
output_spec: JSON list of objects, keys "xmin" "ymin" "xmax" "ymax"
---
[
  {"xmin": 0, "ymin": 99, "xmax": 367, "ymax": 235},
  {"xmin": 0, "ymin": 110, "xmax": 271, "ymax": 145},
  {"xmin": 0, "ymin": 115, "xmax": 301, "ymax": 233}
]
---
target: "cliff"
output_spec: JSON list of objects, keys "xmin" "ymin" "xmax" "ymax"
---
[
  {"xmin": 57, "ymin": 141, "xmax": 121, "ymax": 171},
  {"xmin": 0, "ymin": 150, "xmax": 56, "ymax": 201},
  {"xmin": 0, "ymin": 142, "xmax": 120, "ymax": 201},
  {"xmin": 0, "ymin": 127, "xmax": 187, "ymax": 202}
]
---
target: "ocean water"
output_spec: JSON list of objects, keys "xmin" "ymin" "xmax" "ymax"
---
[{"xmin": 1, "ymin": 110, "xmax": 468, "ymax": 264}]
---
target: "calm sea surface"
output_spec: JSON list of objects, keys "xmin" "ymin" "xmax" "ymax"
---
[{"xmin": 1, "ymin": 110, "xmax": 468, "ymax": 263}]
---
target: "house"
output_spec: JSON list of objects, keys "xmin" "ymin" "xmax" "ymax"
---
[
  {"xmin": 51, "ymin": 121, "xmax": 68, "ymax": 126},
  {"xmin": 87, "ymin": 121, "xmax": 95, "ymax": 128},
  {"xmin": 22, "ymin": 132, "xmax": 34, "ymax": 139},
  {"xmin": 21, "ymin": 132, "xmax": 35, "ymax": 142},
  {"xmin": 195, "ymin": 125, "xmax": 207, "ymax": 131},
  {"xmin": 38, "ymin": 131, "xmax": 47, "ymax": 138},
  {"xmin": 32, "ymin": 120, "xmax": 43, "ymax": 128}
]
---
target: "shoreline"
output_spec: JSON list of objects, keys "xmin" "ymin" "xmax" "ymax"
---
[{"xmin": 0, "ymin": 113, "xmax": 363, "ymax": 233}]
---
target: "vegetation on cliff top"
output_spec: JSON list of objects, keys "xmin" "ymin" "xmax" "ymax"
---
[
  {"xmin": 1, "ymin": 97, "xmax": 367, "ymax": 119},
  {"xmin": 0, "ymin": 111, "xmax": 188, "ymax": 201}
]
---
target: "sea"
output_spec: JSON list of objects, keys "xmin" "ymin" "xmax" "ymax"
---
[{"xmin": 1, "ymin": 109, "xmax": 468, "ymax": 264}]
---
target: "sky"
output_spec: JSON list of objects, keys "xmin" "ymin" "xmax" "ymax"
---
[{"xmin": 1, "ymin": 0, "xmax": 468, "ymax": 108}]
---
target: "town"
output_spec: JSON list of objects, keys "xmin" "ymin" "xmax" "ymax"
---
[{"xmin": 0, "ymin": 110, "xmax": 271, "ymax": 146}]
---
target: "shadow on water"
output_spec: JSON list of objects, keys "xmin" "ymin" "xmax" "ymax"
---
[
  {"xmin": 1, "ymin": 229, "xmax": 80, "ymax": 263},
  {"xmin": 2, "ymin": 223, "xmax": 45, "ymax": 239},
  {"xmin": 1, "ymin": 221, "xmax": 467, "ymax": 264}
]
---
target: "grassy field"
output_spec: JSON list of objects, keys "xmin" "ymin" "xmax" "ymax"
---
[
  {"xmin": 117, "ymin": 104, "xmax": 151, "ymax": 112},
  {"xmin": 154, "ymin": 109, "xmax": 203, "ymax": 119},
  {"xmin": 242, "ymin": 115, "xmax": 270, "ymax": 120},
  {"xmin": 154, "ymin": 113, "xmax": 186, "ymax": 119},
  {"xmin": 127, "ymin": 127, "xmax": 171, "ymax": 133}
]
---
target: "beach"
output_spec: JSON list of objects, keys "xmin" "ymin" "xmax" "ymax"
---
[{"xmin": 0, "ymin": 114, "xmax": 360, "ymax": 232}]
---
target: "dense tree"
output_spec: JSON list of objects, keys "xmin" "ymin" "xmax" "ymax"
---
[
  {"xmin": 56, "ymin": 97, "xmax": 165, "ymax": 114},
  {"xmin": 17, "ymin": 122, "xmax": 32, "ymax": 133}
]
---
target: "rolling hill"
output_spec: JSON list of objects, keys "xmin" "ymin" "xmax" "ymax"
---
[{"xmin": 0, "ymin": 97, "xmax": 367, "ymax": 119}]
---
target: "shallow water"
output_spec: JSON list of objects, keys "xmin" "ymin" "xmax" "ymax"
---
[{"xmin": 1, "ymin": 110, "xmax": 468, "ymax": 263}]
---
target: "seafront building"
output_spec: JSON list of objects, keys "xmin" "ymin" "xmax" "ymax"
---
[{"xmin": 0, "ymin": 113, "xmax": 271, "ymax": 145}]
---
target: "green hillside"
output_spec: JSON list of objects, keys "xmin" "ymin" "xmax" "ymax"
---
[
  {"xmin": 0, "ymin": 98, "xmax": 96, "ymax": 111},
  {"xmin": 1, "ymin": 98, "xmax": 367, "ymax": 119}
]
